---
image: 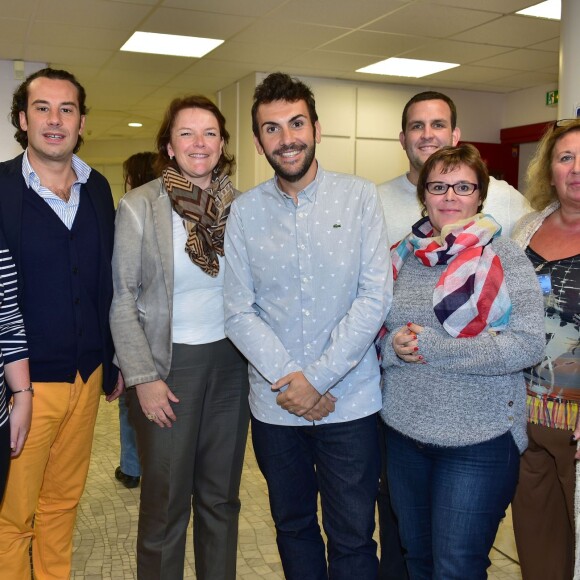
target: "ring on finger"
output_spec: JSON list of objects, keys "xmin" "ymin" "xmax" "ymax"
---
[{"xmin": 146, "ymin": 412, "xmax": 157, "ymax": 421}]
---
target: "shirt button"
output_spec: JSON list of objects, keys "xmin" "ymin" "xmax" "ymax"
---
[
  {"xmin": 304, "ymin": 310, "xmax": 310, "ymax": 316},
  {"xmin": 508, "ymin": 401, "xmax": 513, "ymax": 407},
  {"xmin": 508, "ymin": 415, "xmax": 514, "ymax": 421},
  {"xmin": 72, "ymin": 266, "xmax": 78, "ymax": 274}
]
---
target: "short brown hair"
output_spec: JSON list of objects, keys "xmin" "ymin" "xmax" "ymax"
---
[
  {"xmin": 417, "ymin": 144, "xmax": 489, "ymax": 216},
  {"xmin": 402, "ymin": 91, "xmax": 457, "ymax": 133},
  {"xmin": 525, "ymin": 119, "xmax": 580, "ymax": 211},
  {"xmin": 251, "ymin": 72, "xmax": 318, "ymax": 139},
  {"xmin": 154, "ymin": 95, "xmax": 235, "ymax": 177},
  {"xmin": 11, "ymin": 68, "xmax": 87, "ymax": 153}
]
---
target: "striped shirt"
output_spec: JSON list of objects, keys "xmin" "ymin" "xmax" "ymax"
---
[
  {"xmin": 0, "ymin": 243, "xmax": 29, "ymax": 429},
  {"xmin": 21, "ymin": 151, "xmax": 92, "ymax": 230}
]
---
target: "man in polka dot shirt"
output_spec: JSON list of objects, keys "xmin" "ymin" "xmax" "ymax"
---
[{"xmin": 224, "ymin": 72, "xmax": 392, "ymax": 580}]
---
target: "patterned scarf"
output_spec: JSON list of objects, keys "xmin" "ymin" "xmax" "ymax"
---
[
  {"xmin": 163, "ymin": 166, "xmax": 235, "ymax": 277},
  {"xmin": 391, "ymin": 214, "xmax": 511, "ymax": 338}
]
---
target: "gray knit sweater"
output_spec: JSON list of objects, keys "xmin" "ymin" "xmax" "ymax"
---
[{"xmin": 380, "ymin": 236, "xmax": 545, "ymax": 453}]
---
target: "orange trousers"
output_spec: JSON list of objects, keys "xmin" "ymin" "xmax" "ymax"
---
[{"xmin": 0, "ymin": 367, "xmax": 102, "ymax": 580}]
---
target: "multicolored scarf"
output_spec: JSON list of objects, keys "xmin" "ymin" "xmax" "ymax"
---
[
  {"xmin": 163, "ymin": 166, "xmax": 235, "ymax": 277},
  {"xmin": 391, "ymin": 214, "xmax": 511, "ymax": 338}
]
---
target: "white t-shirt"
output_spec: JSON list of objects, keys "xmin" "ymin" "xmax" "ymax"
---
[
  {"xmin": 377, "ymin": 173, "xmax": 530, "ymax": 246},
  {"xmin": 171, "ymin": 210, "xmax": 226, "ymax": 345}
]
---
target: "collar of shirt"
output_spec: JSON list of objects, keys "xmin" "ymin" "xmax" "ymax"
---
[
  {"xmin": 273, "ymin": 162, "xmax": 320, "ymax": 204},
  {"xmin": 21, "ymin": 150, "xmax": 92, "ymax": 195}
]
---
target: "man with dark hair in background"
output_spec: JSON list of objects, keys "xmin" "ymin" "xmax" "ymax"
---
[{"xmin": 379, "ymin": 90, "xmax": 528, "ymax": 243}]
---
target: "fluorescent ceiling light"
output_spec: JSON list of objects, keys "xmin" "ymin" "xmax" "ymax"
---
[
  {"xmin": 357, "ymin": 57, "xmax": 459, "ymax": 78},
  {"xmin": 516, "ymin": 0, "xmax": 561, "ymax": 20},
  {"xmin": 128, "ymin": 122, "xmax": 142, "ymax": 127},
  {"xmin": 121, "ymin": 31, "xmax": 223, "ymax": 58}
]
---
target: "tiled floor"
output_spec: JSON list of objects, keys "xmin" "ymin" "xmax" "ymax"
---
[{"xmin": 72, "ymin": 397, "xmax": 522, "ymax": 578}]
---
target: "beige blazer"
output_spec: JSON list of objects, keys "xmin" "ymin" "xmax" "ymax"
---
[{"xmin": 110, "ymin": 178, "xmax": 174, "ymax": 387}]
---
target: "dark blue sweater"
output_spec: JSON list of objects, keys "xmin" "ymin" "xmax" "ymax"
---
[
  {"xmin": 20, "ymin": 187, "xmax": 102, "ymax": 383},
  {"xmin": 0, "ymin": 155, "xmax": 117, "ymax": 393}
]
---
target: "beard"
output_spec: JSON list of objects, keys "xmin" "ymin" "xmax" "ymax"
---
[{"xmin": 263, "ymin": 141, "xmax": 316, "ymax": 183}]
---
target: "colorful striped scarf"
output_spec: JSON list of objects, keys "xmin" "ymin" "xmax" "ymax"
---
[{"xmin": 391, "ymin": 214, "xmax": 511, "ymax": 338}]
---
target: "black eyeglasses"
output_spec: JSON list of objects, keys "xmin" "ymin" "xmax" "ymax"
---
[
  {"xmin": 425, "ymin": 182, "xmax": 478, "ymax": 196},
  {"xmin": 554, "ymin": 118, "xmax": 580, "ymax": 129}
]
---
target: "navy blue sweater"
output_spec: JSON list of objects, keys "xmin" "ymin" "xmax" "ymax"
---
[{"xmin": 0, "ymin": 155, "xmax": 117, "ymax": 393}]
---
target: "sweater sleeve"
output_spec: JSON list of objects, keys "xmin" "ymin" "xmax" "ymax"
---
[{"xmin": 416, "ymin": 238, "xmax": 545, "ymax": 376}]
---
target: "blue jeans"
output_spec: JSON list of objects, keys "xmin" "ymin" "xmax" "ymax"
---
[
  {"xmin": 386, "ymin": 427, "xmax": 519, "ymax": 580},
  {"xmin": 251, "ymin": 414, "xmax": 380, "ymax": 580},
  {"xmin": 377, "ymin": 417, "xmax": 408, "ymax": 580},
  {"xmin": 119, "ymin": 392, "xmax": 141, "ymax": 477}
]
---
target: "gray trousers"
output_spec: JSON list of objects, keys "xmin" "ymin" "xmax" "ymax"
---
[{"xmin": 129, "ymin": 339, "xmax": 250, "ymax": 580}]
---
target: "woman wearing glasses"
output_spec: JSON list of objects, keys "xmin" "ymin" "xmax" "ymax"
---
[
  {"xmin": 511, "ymin": 119, "xmax": 580, "ymax": 580},
  {"xmin": 377, "ymin": 144, "xmax": 545, "ymax": 579}
]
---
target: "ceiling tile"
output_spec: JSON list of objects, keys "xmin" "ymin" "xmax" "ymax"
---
[
  {"xmin": 266, "ymin": 0, "xmax": 410, "ymax": 28},
  {"xmin": 452, "ymin": 15, "xmax": 560, "ymax": 48},
  {"xmin": 320, "ymin": 30, "xmax": 428, "ymax": 57},
  {"xmin": 29, "ymin": 22, "xmax": 128, "ymax": 50},
  {"xmin": 23, "ymin": 45, "xmax": 114, "ymax": 68},
  {"xmin": 426, "ymin": 0, "xmax": 539, "ymax": 14},
  {"xmin": 365, "ymin": 2, "xmax": 499, "ymax": 38},
  {"xmin": 285, "ymin": 50, "xmax": 383, "ymax": 73},
  {"xmin": 103, "ymin": 51, "xmax": 194, "ymax": 75},
  {"xmin": 139, "ymin": 7, "xmax": 254, "ymax": 39},
  {"xmin": 428, "ymin": 64, "xmax": 519, "ymax": 83},
  {"xmin": 473, "ymin": 48, "xmax": 558, "ymax": 72},
  {"xmin": 208, "ymin": 41, "xmax": 307, "ymax": 66},
  {"xmin": 401, "ymin": 40, "xmax": 513, "ymax": 65},
  {"xmin": 485, "ymin": 70, "xmax": 559, "ymax": 89},
  {"xmin": 0, "ymin": 18, "xmax": 29, "ymax": 43},
  {"xmin": 161, "ymin": 0, "xmax": 288, "ymax": 17},
  {"xmin": 0, "ymin": 0, "xmax": 41, "ymax": 19},
  {"xmin": 231, "ymin": 19, "xmax": 349, "ymax": 49},
  {"xmin": 182, "ymin": 58, "xmax": 256, "ymax": 80},
  {"xmin": 529, "ymin": 37, "xmax": 560, "ymax": 52},
  {"xmin": 34, "ymin": 0, "xmax": 152, "ymax": 30}
]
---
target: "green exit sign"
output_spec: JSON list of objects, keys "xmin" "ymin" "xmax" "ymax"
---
[{"xmin": 546, "ymin": 90, "xmax": 559, "ymax": 106}]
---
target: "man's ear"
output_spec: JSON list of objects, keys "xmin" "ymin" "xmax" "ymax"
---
[
  {"xmin": 399, "ymin": 130, "xmax": 406, "ymax": 151},
  {"xmin": 451, "ymin": 126, "xmax": 461, "ymax": 146},
  {"xmin": 253, "ymin": 134, "xmax": 264, "ymax": 155},
  {"xmin": 314, "ymin": 120, "xmax": 321, "ymax": 144},
  {"xmin": 19, "ymin": 110, "xmax": 28, "ymax": 131}
]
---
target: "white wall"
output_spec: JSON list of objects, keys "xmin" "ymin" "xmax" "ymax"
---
[
  {"xmin": 0, "ymin": 59, "xmax": 46, "ymax": 162},
  {"xmin": 504, "ymin": 83, "xmax": 559, "ymax": 128}
]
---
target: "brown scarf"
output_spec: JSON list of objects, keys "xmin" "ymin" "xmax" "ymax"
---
[{"xmin": 163, "ymin": 166, "xmax": 235, "ymax": 277}]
